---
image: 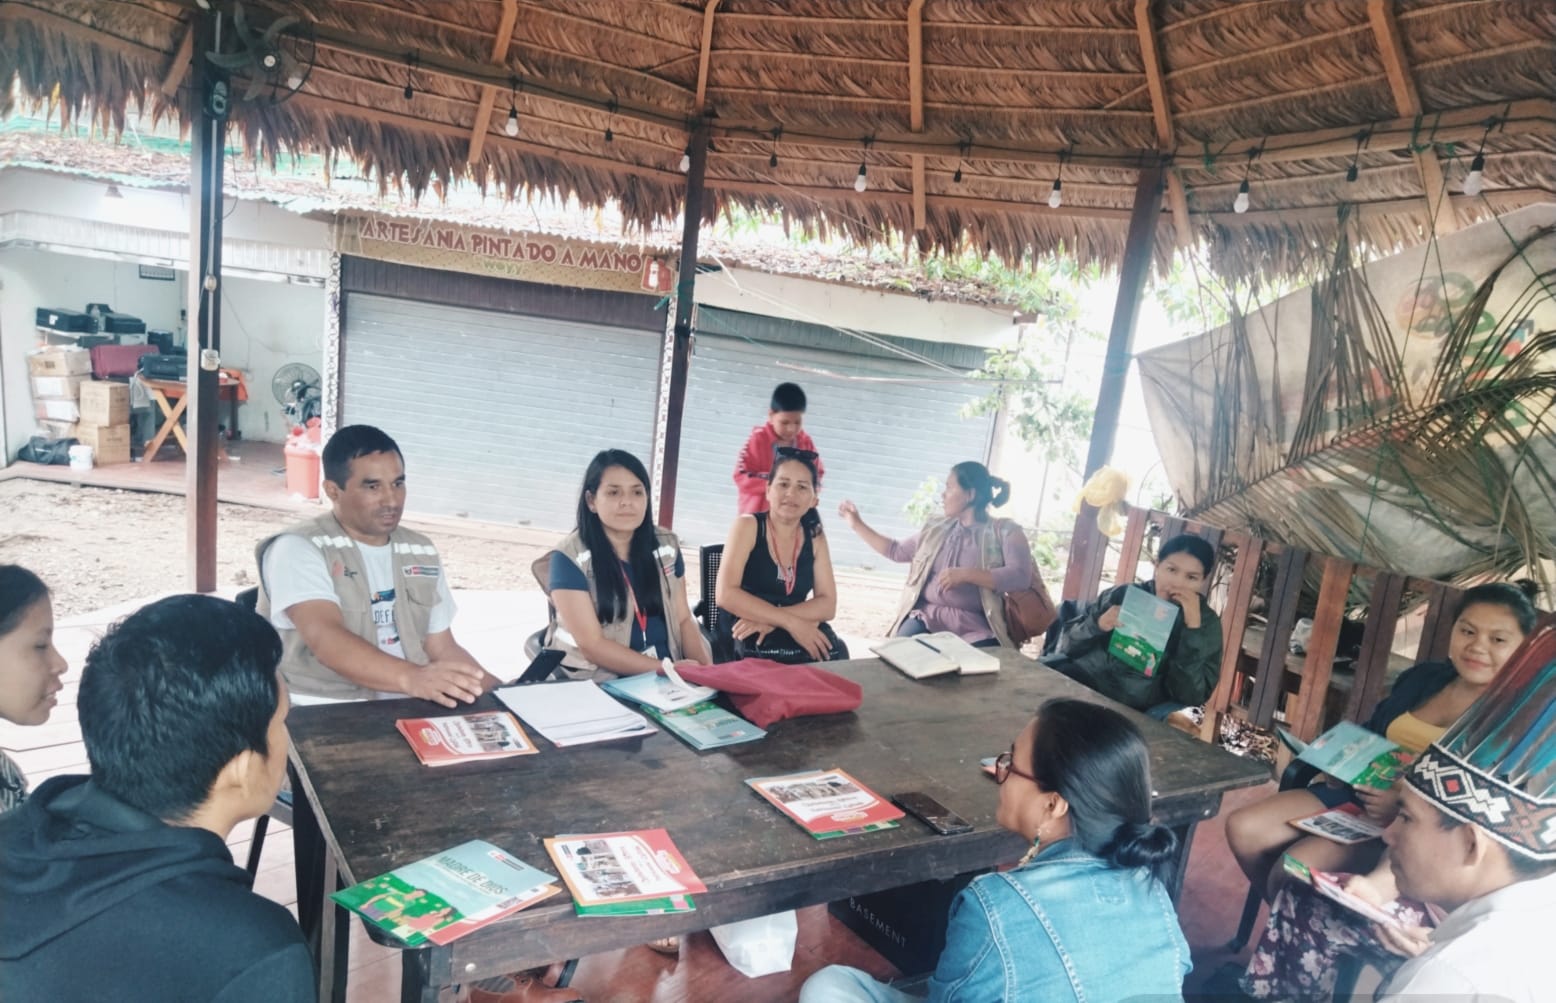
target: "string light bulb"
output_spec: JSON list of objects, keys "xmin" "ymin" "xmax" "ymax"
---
[
  {"xmin": 1463, "ymin": 152, "xmax": 1486, "ymax": 196},
  {"xmin": 768, "ymin": 126, "xmax": 781, "ymax": 169},
  {"xmin": 678, "ymin": 146, "xmax": 691, "ymax": 173},
  {"xmin": 1048, "ymin": 178, "xmax": 1062, "ymax": 209},
  {"xmin": 504, "ymin": 77, "xmax": 520, "ymax": 137},
  {"xmin": 604, "ymin": 99, "xmax": 616, "ymax": 143},
  {"xmin": 1233, "ymin": 179, "xmax": 1250, "ymax": 214},
  {"xmin": 402, "ymin": 52, "xmax": 417, "ymax": 101},
  {"xmin": 854, "ymin": 162, "xmax": 868, "ymax": 193},
  {"xmin": 287, "ymin": 72, "xmax": 304, "ymax": 91},
  {"xmin": 953, "ymin": 139, "xmax": 970, "ymax": 184}
]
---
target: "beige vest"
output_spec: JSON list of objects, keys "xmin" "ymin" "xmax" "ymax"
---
[
  {"xmin": 531, "ymin": 528, "xmax": 685, "ymax": 680},
  {"xmin": 889, "ymin": 515, "xmax": 1017, "ymax": 648},
  {"xmin": 256, "ymin": 511, "xmax": 441, "ymax": 700}
]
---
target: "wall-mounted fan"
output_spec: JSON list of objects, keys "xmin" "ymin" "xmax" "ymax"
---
[
  {"xmin": 205, "ymin": 2, "xmax": 317, "ymax": 104},
  {"xmin": 272, "ymin": 362, "xmax": 322, "ymax": 425}
]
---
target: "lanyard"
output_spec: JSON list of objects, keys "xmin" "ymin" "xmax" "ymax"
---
[
  {"xmin": 621, "ymin": 563, "xmax": 649, "ymax": 635},
  {"xmin": 768, "ymin": 523, "xmax": 803, "ymax": 596}
]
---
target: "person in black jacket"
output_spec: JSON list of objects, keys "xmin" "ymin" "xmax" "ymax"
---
[
  {"xmin": 0, "ymin": 594, "xmax": 314, "ymax": 1002},
  {"xmin": 1225, "ymin": 581, "xmax": 1539, "ymax": 903}
]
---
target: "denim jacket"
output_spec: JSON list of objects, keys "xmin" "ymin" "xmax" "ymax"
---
[{"xmin": 927, "ymin": 839, "xmax": 1191, "ymax": 1002}]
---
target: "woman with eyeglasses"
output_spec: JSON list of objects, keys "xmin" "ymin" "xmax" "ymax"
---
[
  {"xmin": 715, "ymin": 446, "xmax": 847, "ymax": 663},
  {"xmin": 838, "ymin": 461, "xmax": 1034, "ymax": 647},
  {"xmin": 800, "ymin": 699, "xmax": 1191, "ymax": 1003}
]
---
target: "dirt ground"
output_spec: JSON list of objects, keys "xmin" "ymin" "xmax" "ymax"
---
[{"xmin": 0, "ymin": 478, "xmax": 902, "ymax": 637}]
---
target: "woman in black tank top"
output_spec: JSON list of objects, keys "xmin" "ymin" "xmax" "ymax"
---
[{"xmin": 715, "ymin": 449, "xmax": 847, "ymax": 663}]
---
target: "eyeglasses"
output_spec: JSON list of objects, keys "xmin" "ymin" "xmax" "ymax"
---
[{"xmin": 993, "ymin": 748, "xmax": 1038, "ymax": 786}]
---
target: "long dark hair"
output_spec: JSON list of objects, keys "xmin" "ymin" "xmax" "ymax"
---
[
  {"xmin": 575, "ymin": 449, "xmax": 665, "ymax": 624},
  {"xmin": 1455, "ymin": 580, "xmax": 1540, "ymax": 635},
  {"xmin": 950, "ymin": 461, "xmax": 1011, "ymax": 522},
  {"xmin": 1027, "ymin": 698, "xmax": 1178, "ymax": 883},
  {"xmin": 0, "ymin": 564, "xmax": 50, "ymax": 637},
  {"xmin": 769, "ymin": 448, "xmax": 824, "ymax": 538}
]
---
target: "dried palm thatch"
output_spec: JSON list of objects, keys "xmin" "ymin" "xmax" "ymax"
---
[
  {"xmin": 1137, "ymin": 204, "xmax": 1556, "ymax": 591},
  {"xmin": 2, "ymin": 0, "xmax": 1552, "ymax": 281}
]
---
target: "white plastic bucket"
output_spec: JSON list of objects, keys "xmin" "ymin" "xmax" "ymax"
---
[{"xmin": 68, "ymin": 444, "xmax": 94, "ymax": 471}]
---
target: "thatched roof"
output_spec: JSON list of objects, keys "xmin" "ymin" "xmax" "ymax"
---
[{"xmin": 2, "ymin": 0, "xmax": 1554, "ymax": 280}]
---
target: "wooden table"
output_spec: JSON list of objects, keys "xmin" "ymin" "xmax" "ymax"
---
[
  {"xmin": 135, "ymin": 373, "xmax": 245, "ymax": 460},
  {"xmin": 286, "ymin": 649, "xmax": 1270, "ymax": 1003}
]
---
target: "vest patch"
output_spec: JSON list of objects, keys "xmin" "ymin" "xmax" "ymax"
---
[{"xmin": 402, "ymin": 564, "xmax": 441, "ymax": 578}]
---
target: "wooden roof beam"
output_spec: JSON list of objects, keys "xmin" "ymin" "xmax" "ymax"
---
[
  {"xmin": 159, "ymin": 22, "xmax": 195, "ymax": 97},
  {"xmin": 1367, "ymin": 0, "xmax": 1459, "ymax": 234},
  {"xmin": 908, "ymin": 0, "xmax": 925, "ymax": 230},
  {"xmin": 467, "ymin": 0, "xmax": 518, "ymax": 165},
  {"xmin": 694, "ymin": 0, "xmax": 722, "ymax": 114},
  {"xmin": 1135, "ymin": 0, "xmax": 1192, "ymax": 249}
]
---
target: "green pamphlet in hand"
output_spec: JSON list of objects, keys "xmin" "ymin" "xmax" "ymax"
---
[
  {"xmin": 1107, "ymin": 585, "xmax": 1179, "ymax": 677},
  {"xmin": 1297, "ymin": 721, "xmax": 1414, "ymax": 790}
]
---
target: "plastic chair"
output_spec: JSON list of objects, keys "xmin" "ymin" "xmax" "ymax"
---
[
  {"xmin": 234, "ymin": 586, "xmax": 295, "ymax": 877},
  {"xmin": 693, "ymin": 544, "xmax": 735, "ymax": 662}
]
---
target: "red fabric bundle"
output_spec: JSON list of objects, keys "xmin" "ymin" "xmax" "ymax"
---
[
  {"xmin": 90, "ymin": 344, "xmax": 158, "ymax": 378},
  {"xmin": 676, "ymin": 659, "xmax": 862, "ymax": 728}
]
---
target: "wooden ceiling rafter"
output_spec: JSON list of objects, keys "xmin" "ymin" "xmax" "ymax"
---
[
  {"xmin": 465, "ymin": 0, "xmax": 518, "ymax": 166},
  {"xmin": 908, "ymin": 0, "xmax": 925, "ymax": 231},
  {"xmin": 159, "ymin": 20, "xmax": 194, "ymax": 98},
  {"xmin": 693, "ymin": 0, "xmax": 722, "ymax": 115},
  {"xmin": 1134, "ymin": 0, "xmax": 1192, "ymax": 249}
]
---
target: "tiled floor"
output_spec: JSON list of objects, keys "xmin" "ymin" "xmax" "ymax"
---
[{"xmin": 5, "ymin": 591, "xmax": 1279, "ymax": 1002}]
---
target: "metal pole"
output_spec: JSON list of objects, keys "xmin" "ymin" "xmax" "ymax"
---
[
  {"xmin": 185, "ymin": 11, "xmax": 227, "ymax": 592},
  {"xmin": 654, "ymin": 122, "xmax": 709, "ymax": 529}
]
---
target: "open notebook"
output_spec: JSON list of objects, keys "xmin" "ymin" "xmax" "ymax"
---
[{"xmin": 871, "ymin": 632, "xmax": 1000, "ymax": 679}]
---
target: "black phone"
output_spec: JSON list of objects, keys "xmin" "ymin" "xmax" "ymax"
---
[
  {"xmin": 891, "ymin": 791, "xmax": 973, "ymax": 835},
  {"xmin": 516, "ymin": 648, "xmax": 567, "ymax": 685}
]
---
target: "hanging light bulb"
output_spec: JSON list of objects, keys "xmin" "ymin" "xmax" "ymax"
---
[
  {"xmin": 1233, "ymin": 178, "xmax": 1250, "ymax": 214},
  {"xmin": 769, "ymin": 151, "xmax": 779, "ymax": 168},
  {"xmin": 287, "ymin": 72, "xmax": 304, "ymax": 91},
  {"xmin": 1345, "ymin": 162, "xmax": 1358, "ymax": 183},
  {"xmin": 1048, "ymin": 178, "xmax": 1062, "ymax": 209},
  {"xmin": 854, "ymin": 161, "xmax": 868, "ymax": 193},
  {"xmin": 1463, "ymin": 152, "xmax": 1485, "ymax": 196},
  {"xmin": 603, "ymin": 99, "xmax": 616, "ymax": 143},
  {"xmin": 403, "ymin": 81, "xmax": 414, "ymax": 101},
  {"xmin": 505, "ymin": 104, "xmax": 519, "ymax": 137},
  {"xmin": 953, "ymin": 165, "xmax": 963, "ymax": 183},
  {"xmin": 678, "ymin": 146, "xmax": 691, "ymax": 173}
]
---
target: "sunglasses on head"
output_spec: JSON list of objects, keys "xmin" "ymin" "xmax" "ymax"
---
[{"xmin": 773, "ymin": 446, "xmax": 818, "ymax": 462}]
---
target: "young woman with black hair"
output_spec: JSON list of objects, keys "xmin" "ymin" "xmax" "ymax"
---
[
  {"xmin": 839, "ymin": 461, "xmax": 1035, "ymax": 647},
  {"xmin": 534, "ymin": 449, "xmax": 710, "ymax": 679},
  {"xmin": 0, "ymin": 565, "xmax": 69, "ymax": 812},
  {"xmin": 717, "ymin": 447, "xmax": 847, "ymax": 663},
  {"xmin": 800, "ymin": 698, "xmax": 1192, "ymax": 1002}
]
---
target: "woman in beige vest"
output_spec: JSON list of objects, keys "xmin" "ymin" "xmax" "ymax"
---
[
  {"xmin": 839, "ymin": 461, "xmax": 1032, "ymax": 647},
  {"xmin": 536, "ymin": 449, "xmax": 711, "ymax": 680}
]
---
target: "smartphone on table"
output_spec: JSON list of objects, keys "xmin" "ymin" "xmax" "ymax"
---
[{"xmin": 891, "ymin": 791, "xmax": 973, "ymax": 835}]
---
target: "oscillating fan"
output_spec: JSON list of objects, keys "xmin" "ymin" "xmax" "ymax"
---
[
  {"xmin": 205, "ymin": 2, "xmax": 317, "ymax": 104},
  {"xmin": 272, "ymin": 362, "xmax": 322, "ymax": 425}
]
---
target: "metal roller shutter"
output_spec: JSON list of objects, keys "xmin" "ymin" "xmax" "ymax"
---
[
  {"xmin": 673, "ymin": 328, "xmax": 995, "ymax": 570},
  {"xmin": 341, "ymin": 293, "xmax": 660, "ymax": 528}
]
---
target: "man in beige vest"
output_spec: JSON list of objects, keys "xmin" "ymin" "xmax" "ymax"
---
[{"xmin": 256, "ymin": 424, "xmax": 497, "ymax": 706}]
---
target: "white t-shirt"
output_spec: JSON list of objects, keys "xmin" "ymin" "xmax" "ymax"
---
[{"xmin": 263, "ymin": 533, "xmax": 456, "ymax": 659}]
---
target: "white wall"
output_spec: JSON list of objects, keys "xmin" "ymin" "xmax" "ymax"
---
[
  {"xmin": 0, "ymin": 247, "xmax": 322, "ymax": 459},
  {"xmin": 696, "ymin": 266, "xmax": 1013, "ymax": 348}
]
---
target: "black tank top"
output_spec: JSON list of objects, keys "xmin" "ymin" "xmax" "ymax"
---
[{"xmin": 741, "ymin": 512, "xmax": 815, "ymax": 608}]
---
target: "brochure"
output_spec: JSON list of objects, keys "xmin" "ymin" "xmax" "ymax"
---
[
  {"xmin": 871, "ymin": 632, "xmax": 1000, "ymax": 679},
  {"xmin": 1297, "ymin": 721, "xmax": 1413, "ymax": 790},
  {"xmin": 495, "ymin": 680, "xmax": 656, "ymax": 747},
  {"xmin": 601, "ymin": 672, "xmax": 718, "ymax": 713},
  {"xmin": 544, "ymin": 829, "xmax": 705, "ymax": 917},
  {"xmin": 642, "ymin": 700, "xmax": 766, "ymax": 750},
  {"xmin": 1288, "ymin": 802, "xmax": 1386, "ymax": 844},
  {"xmin": 1280, "ymin": 854, "xmax": 1406, "ymax": 929},
  {"xmin": 746, "ymin": 767, "xmax": 904, "ymax": 839},
  {"xmin": 394, "ymin": 711, "xmax": 538, "ymax": 767},
  {"xmin": 1107, "ymin": 585, "xmax": 1178, "ymax": 677},
  {"xmin": 331, "ymin": 840, "xmax": 559, "ymax": 946}
]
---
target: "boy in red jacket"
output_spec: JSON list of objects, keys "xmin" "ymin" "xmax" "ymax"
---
[{"xmin": 733, "ymin": 382, "xmax": 824, "ymax": 514}]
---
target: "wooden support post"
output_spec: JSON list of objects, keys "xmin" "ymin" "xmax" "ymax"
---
[
  {"xmin": 1115, "ymin": 505, "xmax": 1149, "ymax": 587},
  {"xmin": 1200, "ymin": 529, "xmax": 1264, "ymax": 742},
  {"xmin": 1415, "ymin": 582, "xmax": 1464, "ymax": 662},
  {"xmin": 1062, "ymin": 164, "xmax": 1164, "ymax": 599},
  {"xmin": 1346, "ymin": 570, "xmax": 1406, "ymax": 723},
  {"xmin": 1249, "ymin": 546, "xmax": 1307, "ymax": 728},
  {"xmin": 1289, "ymin": 557, "xmax": 1355, "ymax": 740},
  {"xmin": 185, "ymin": 12, "xmax": 225, "ymax": 593},
  {"xmin": 655, "ymin": 122, "xmax": 709, "ymax": 529}
]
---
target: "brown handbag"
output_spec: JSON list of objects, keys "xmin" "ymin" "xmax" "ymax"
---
[{"xmin": 1003, "ymin": 572, "xmax": 1058, "ymax": 646}]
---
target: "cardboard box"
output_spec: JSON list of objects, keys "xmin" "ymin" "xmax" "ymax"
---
[
  {"xmin": 31, "ymin": 374, "xmax": 90, "ymax": 400},
  {"xmin": 33, "ymin": 398, "xmax": 81, "ymax": 423},
  {"xmin": 79, "ymin": 381, "xmax": 130, "ymax": 426},
  {"xmin": 27, "ymin": 346, "xmax": 92, "ymax": 377},
  {"xmin": 75, "ymin": 423, "xmax": 131, "ymax": 464}
]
